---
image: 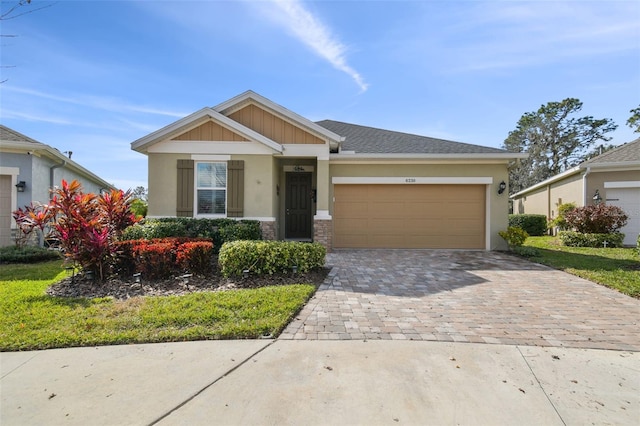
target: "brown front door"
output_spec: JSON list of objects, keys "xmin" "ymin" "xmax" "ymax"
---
[{"xmin": 285, "ymin": 172, "xmax": 312, "ymax": 240}]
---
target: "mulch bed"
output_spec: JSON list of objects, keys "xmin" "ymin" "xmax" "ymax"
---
[{"xmin": 46, "ymin": 268, "xmax": 330, "ymax": 300}]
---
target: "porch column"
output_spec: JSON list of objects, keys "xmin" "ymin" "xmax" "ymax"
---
[{"xmin": 314, "ymin": 158, "xmax": 332, "ymax": 251}]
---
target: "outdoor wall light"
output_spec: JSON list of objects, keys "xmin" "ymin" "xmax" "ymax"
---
[
  {"xmin": 15, "ymin": 181, "xmax": 26, "ymax": 192},
  {"xmin": 593, "ymin": 189, "xmax": 602, "ymax": 205},
  {"xmin": 498, "ymin": 181, "xmax": 507, "ymax": 195}
]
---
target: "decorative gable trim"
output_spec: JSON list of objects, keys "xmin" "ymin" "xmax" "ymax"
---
[
  {"xmin": 214, "ymin": 90, "xmax": 344, "ymax": 145},
  {"xmin": 131, "ymin": 107, "xmax": 283, "ymax": 154}
]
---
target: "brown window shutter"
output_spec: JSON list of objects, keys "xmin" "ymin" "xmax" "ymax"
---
[
  {"xmin": 227, "ymin": 160, "xmax": 244, "ymax": 217},
  {"xmin": 176, "ymin": 159, "xmax": 194, "ymax": 217}
]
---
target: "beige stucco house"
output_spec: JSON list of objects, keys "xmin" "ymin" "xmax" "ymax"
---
[
  {"xmin": 131, "ymin": 91, "xmax": 526, "ymax": 251},
  {"xmin": 511, "ymin": 138, "xmax": 640, "ymax": 246}
]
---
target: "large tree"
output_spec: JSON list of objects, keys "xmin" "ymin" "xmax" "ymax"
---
[
  {"xmin": 627, "ymin": 105, "xmax": 640, "ymax": 133},
  {"xmin": 503, "ymin": 98, "xmax": 617, "ymax": 194}
]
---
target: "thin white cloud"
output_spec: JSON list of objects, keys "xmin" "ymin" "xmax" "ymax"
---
[
  {"xmin": 269, "ymin": 0, "xmax": 368, "ymax": 92},
  {"xmin": 4, "ymin": 86, "xmax": 188, "ymax": 118}
]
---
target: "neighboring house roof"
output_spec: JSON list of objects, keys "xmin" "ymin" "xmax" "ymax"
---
[
  {"xmin": 511, "ymin": 138, "xmax": 640, "ymax": 199},
  {"xmin": 583, "ymin": 138, "xmax": 640, "ymax": 167},
  {"xmin": 0, "ymin": 125, "xmax": 116, "ymax": 190}
]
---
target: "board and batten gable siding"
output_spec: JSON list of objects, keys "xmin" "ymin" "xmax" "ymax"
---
[
  {"xmin": 175, "ymin": 159, "xmax": 244, "ymax": 217},
  {"xmin": 172, "ymin": 121, "xmax": 248, "ymax": 142},
  {"xmin": 229, "ymin": 104, "xmax": 324, "ymax": 145}
]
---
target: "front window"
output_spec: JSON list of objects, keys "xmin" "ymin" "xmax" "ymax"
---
[{"xmin": 196, "ymin": 162, "xmax": 226, "ymax": 215}]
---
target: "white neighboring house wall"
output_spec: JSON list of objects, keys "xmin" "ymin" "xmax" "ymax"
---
[{"xmin": 604, "ymin": 181, "xmax": 640, "ymax": 246}]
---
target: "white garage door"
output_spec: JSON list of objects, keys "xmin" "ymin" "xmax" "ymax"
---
[{"xmin": 607, "ymin": 187, "xmax": 640, "ymax": 246}]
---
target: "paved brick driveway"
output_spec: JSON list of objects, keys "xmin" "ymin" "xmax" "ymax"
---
[{"xmin": 281, "ymin": 250, "xmax": 640, "ymax": 351}]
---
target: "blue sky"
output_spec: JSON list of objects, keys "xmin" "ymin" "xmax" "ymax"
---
[{"xmin": 1, "ymin": 0, "xmax": 639, "ymax": 190}]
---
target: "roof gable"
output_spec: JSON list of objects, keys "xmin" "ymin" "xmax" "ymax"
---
[
  {"xmin": 229, "ymin": 104, "xmax": 325, "ymax": 145},
  {"xmin": 214, "ymin": 90, "xmax": 343, "ymax": 145},
  {"xmin": 131, "ymin": 107, "xmax": 283, "ymax": 153},
  {"xmin": 172, "ymin": 120, "xmax": 248, "ymax": 142}
]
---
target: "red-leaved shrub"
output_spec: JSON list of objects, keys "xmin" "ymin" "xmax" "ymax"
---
[
  {"xmin": 13, "ymin": 180, "xmax": 139, "ymax": 280},
  {"xmin": 564, "ymin": 204, "xmax": 628, "ymax": 234},
  {"xmin": 114, "ymin": 237, "xmax": 214, "ymax": 280}
]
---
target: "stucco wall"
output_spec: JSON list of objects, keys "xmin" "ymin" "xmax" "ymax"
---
[
  {"xmin": 148, "ymin": 153, "xmax": 276, "ymax": 218},
  {"xmin": 329, "ymin": 162, "xmax": 510, "ymax": 250},
  {"xmin": 588, "ymin": 170, "xmax": 639, "ymax": 205},
  {"xmin": 232, "ymin": 155, "xmax": 274, "ymax": 218},
  {"xmin": 147, "ymin": 153, "xmax": 187, "ymax": 217}
]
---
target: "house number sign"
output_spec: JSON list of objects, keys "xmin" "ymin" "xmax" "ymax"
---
[{"xmin": 405, "ymin": 178, "xmax": 416, "ymax": 183}]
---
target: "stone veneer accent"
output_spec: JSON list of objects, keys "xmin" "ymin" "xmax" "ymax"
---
[
  {"xmin": 313, "ymin": 219, "xmax": 333, "ymax": 252},
  {"xmin": 260, "ymin": 221, "xmax": 276, "ymax": 241}
]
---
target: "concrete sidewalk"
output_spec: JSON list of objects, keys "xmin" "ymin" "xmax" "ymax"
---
[{"xmin": 2, "ymin": 340, "xmax": 638, "ymax": 425}]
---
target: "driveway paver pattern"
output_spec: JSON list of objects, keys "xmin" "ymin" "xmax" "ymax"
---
[{"xmin": 281, "ymin": 250, "xmax": 640, "ymax": 351}]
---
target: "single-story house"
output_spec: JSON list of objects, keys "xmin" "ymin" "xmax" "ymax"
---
[
  {"xmin": 0, "ymin": 125, "xmax": 116, "ymax": 247},
  {"xmin": 511, "ymin": 138, "xmax": 640, "ymax": 246},
  {"xmin": 131, "ymin": 91, "xmax": 526, "ymax": 251}
]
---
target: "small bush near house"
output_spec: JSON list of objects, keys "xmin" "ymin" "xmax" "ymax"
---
[
  {"xmin": 508, "ymin": 214, "xmax": 547, "ymax": 236},
  {"xmin": 219, "ymin": 240, "xmax": 326, "ymax": 278},
  {"xmin": 114, "ymin": 238, "xmax": 215, "ymax": 279},
  {"xmin": 121, "ymin": 218, "xmax": 261, "ymax": 251},
  {"xmin": 0, "ymin": 245, "xmax": 62, "ymax": 264},
  {"xmin": 564, "ymin": 204, "xmax": 628, "ymax": 234},
  {"xmin": 548, "ymin": 202, "xmax": 576, "ymax": 231},
  {"xmin": 513, "ymin": 246, "xmax": 540, "ymax": 258},
  {"xmin": 499, "ymin": 226, "xmax": 529, "ymax": 249},
  {"xmin": 558, "ymin": 231, "xmax": 625, "ymax": 248}
]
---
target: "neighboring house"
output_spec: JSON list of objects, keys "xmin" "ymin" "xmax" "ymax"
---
[
  {"xmin": 131, "ymin": 91, "xmax": 526, "ymax": 251},
  {"xmin": 0, "ymin": 125, "xmax": 116, "ymax": 247},
  {"xmin": 511, "ymin": 138, "xmax": 640, "ymax": 246}
]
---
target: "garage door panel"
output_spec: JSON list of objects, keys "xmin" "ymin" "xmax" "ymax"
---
[
  {"xmin": 334, "ymin": 184, "xmax": 485, "ymax": 249},
  {"xmin": 607, "ymin": 187, "xmax": 639, "ymax": 246}
]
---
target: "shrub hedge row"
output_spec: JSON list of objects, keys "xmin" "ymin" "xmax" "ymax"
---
[
  {"xmin": 122, "ymin": 218, "xmax": 261, "ymax": 251},
  {"xmin": 558, "ymin": 231, "xmax": 625, "ymax": 248},
  {"xmin": 218, "ymin": 240, "xmax": 326, "ymax": 278},
  {"xmin": 508, "ymin": 214, "xmax": 547, "ymax": 236},
  {"xmin": 114, "ymin": 238, "xmax": 215, "ymax": 279},
  {"xmin": 0, "ymin": 245, "xmax": 63, "ymax": 264}
]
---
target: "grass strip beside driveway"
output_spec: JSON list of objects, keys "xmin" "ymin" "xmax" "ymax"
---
[
  {"xmin": 523, "ymin": 237, "xmax": 640, "ymax": 298},
  {"xmin": 0, "ymin": 261, "xmax": 316, "ymax": 351}
]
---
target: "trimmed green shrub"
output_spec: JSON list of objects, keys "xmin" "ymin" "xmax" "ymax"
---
[
  {"xmin": 499, "ymin": 226, "xmax": 529, "ymax": 249},
  {"xmin": 218, "ymin": 240, "xmax": 326, "ymax": 278},
  {"xmin": 0, "ymin": 245, "xmax": 62, "ymax": 264},
  {"xmin": 513, "ymin": 246, "xmax": 540, "ymax": 258},
  {"xmin": 548, "ymin": 202, "xmax": 576, "ymax": 231},
  {"xmin": 121, "ymin": 218, "xmax": 261, "ymax": 251},
  {"xmin": 558, "ymin": 231, "xmax": 625, "ymax": 248},
  {"xmin": 508, "ymin": 214, "xmax": 547, "ymax": 236}
]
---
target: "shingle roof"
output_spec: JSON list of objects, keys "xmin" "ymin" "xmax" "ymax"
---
[
  {"xmin": 315, "ymin": 120, "xmax": 509, "ymax": 155},
  {"xmin": 0, "ymin": 125, "xmax": 44, "ymax": 146},
  {"xmin": 583, "ymin": 138, "xmax": 640, "ymax": 165}
]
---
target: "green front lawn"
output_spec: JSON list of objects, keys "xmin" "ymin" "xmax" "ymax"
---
[
  {"xmin": 523, "ymin": 237, "xmax": 640, "ymax": 298},
  {"xmin": 0, "ymin": 261, "xmax": 316, "ymax": 351}
]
